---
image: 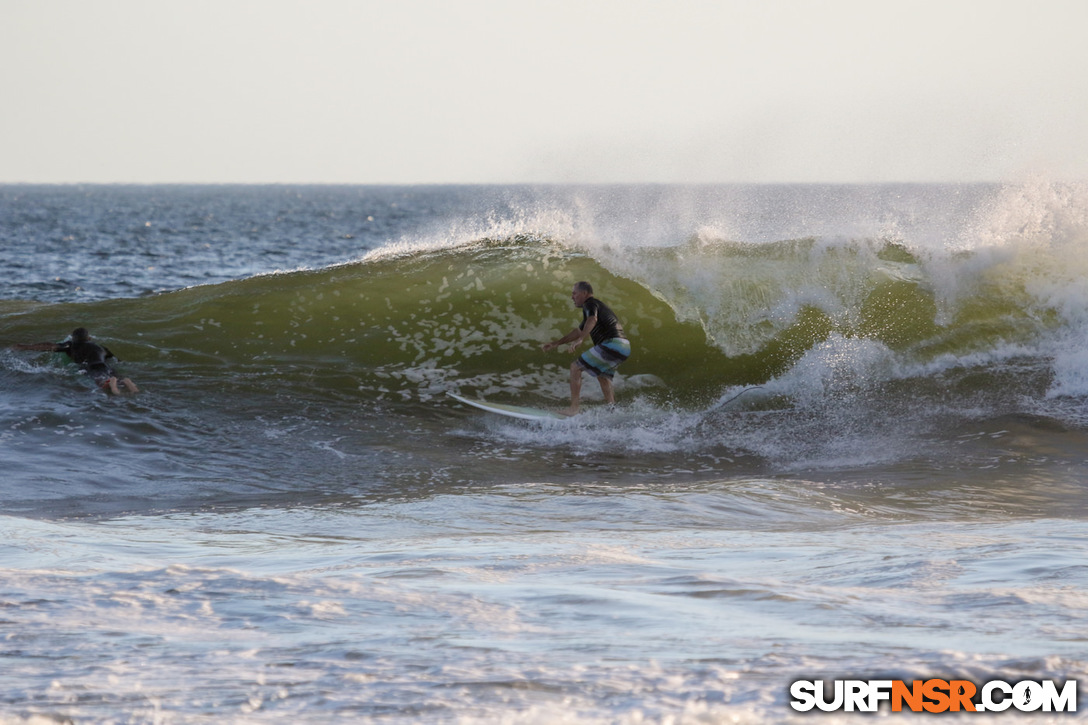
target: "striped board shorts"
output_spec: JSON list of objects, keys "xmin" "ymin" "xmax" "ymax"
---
[{"xmin": 576, "ymin": 338, "xmax": 631, "ymax": 379}]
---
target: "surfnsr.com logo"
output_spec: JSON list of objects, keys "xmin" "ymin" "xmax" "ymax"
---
[{"xmin": 790, "ymin": 679, "xmax": 1078, "ymax": 713}]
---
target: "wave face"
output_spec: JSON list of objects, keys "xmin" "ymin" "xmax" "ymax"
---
[{"xmin": 3, "ymin": 181, "xmax": 1088, "ymax": 513}]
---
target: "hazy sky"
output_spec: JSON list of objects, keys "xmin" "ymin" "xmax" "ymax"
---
[{"xmin": 3, "ymin": 0, "xmax": 1086, "ymax": 184}]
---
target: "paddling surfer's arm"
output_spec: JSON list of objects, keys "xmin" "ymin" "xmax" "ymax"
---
[{"xmin": 542, "ymin": 315, "xmax": 597, "ymax": 354}]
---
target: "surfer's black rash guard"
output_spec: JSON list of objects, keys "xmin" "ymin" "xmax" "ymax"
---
[
  {"xmin": 580, "ymin": 298, "xmax": 624, "ymax": 345},
  {"xmin": 54, "ymin": 339, "xmax": 117, "ymax": 381}
]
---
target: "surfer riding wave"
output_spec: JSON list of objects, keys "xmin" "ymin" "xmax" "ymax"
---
[{"xmin": 542, "ymin": 281, "xmax": 630, "ymax": 416}]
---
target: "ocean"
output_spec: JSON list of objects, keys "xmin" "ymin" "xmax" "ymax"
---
[{"xmin": 1, "ymin": 182, "xmax": 1086, "ymax": 722}]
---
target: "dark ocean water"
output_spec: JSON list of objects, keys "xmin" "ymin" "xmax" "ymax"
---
[{"xmin": 1, "ymin": 183, "xmax": 1086, "ymax": 722}]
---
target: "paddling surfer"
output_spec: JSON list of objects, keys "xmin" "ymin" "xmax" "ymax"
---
[
  {"xmin": 542, "ymin": 281, "xmax": 630, "ymax": 416},
  {"xmin": 13, "ymin": 327, "xmax": 139, "ymax": 394}
]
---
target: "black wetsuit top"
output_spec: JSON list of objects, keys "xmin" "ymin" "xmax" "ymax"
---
[
  {"xmin": 54, "ymin": 340, "xmax": 116, "ymax": 381},
  {"xmin": 580, "ymin": 298, "xmax": 624, "ymax": 346}
]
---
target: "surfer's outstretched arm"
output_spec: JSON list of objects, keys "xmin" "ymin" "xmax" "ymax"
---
[
  {"xmin": 12, "ymin": 342, "xmax": 61, "ymax": 352},
  {"xmin": 542, "ymin": 327, "xmax": 581, "ymax": 352},
  {"xmin": 543, "ymin": 316, "xmax": 597, "ymax": 354}
]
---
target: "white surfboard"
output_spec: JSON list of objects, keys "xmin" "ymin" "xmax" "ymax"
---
[{"xmin": 448, "ymin": 392, "xmax": 568, "ymax": 421}]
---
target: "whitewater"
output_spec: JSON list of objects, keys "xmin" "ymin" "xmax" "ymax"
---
[{"xmin": 1, "ymin": 182, "xmax": 1086, "ymax": 722}]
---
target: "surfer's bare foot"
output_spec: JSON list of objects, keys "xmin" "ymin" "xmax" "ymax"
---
[{"xmin": 559, "ymin": 407, "xmax": 579, "ymax": 417}]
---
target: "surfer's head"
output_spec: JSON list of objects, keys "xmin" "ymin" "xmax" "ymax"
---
[
  {"xmin": 70, "ymin": 327, "xmax": 91, "ymax": 343},
  {"xmin": 571, "ymin": 281, "xmax": 593, "ymax": 307}
]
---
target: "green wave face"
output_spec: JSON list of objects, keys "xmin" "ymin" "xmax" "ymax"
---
[
  {"xmin": 0, "ymin": 237, "xmax": 725, "ymax": 405},
  {"xmin": 0, "ymin": 227, "xmax": 1076, "ymax": 410}
]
